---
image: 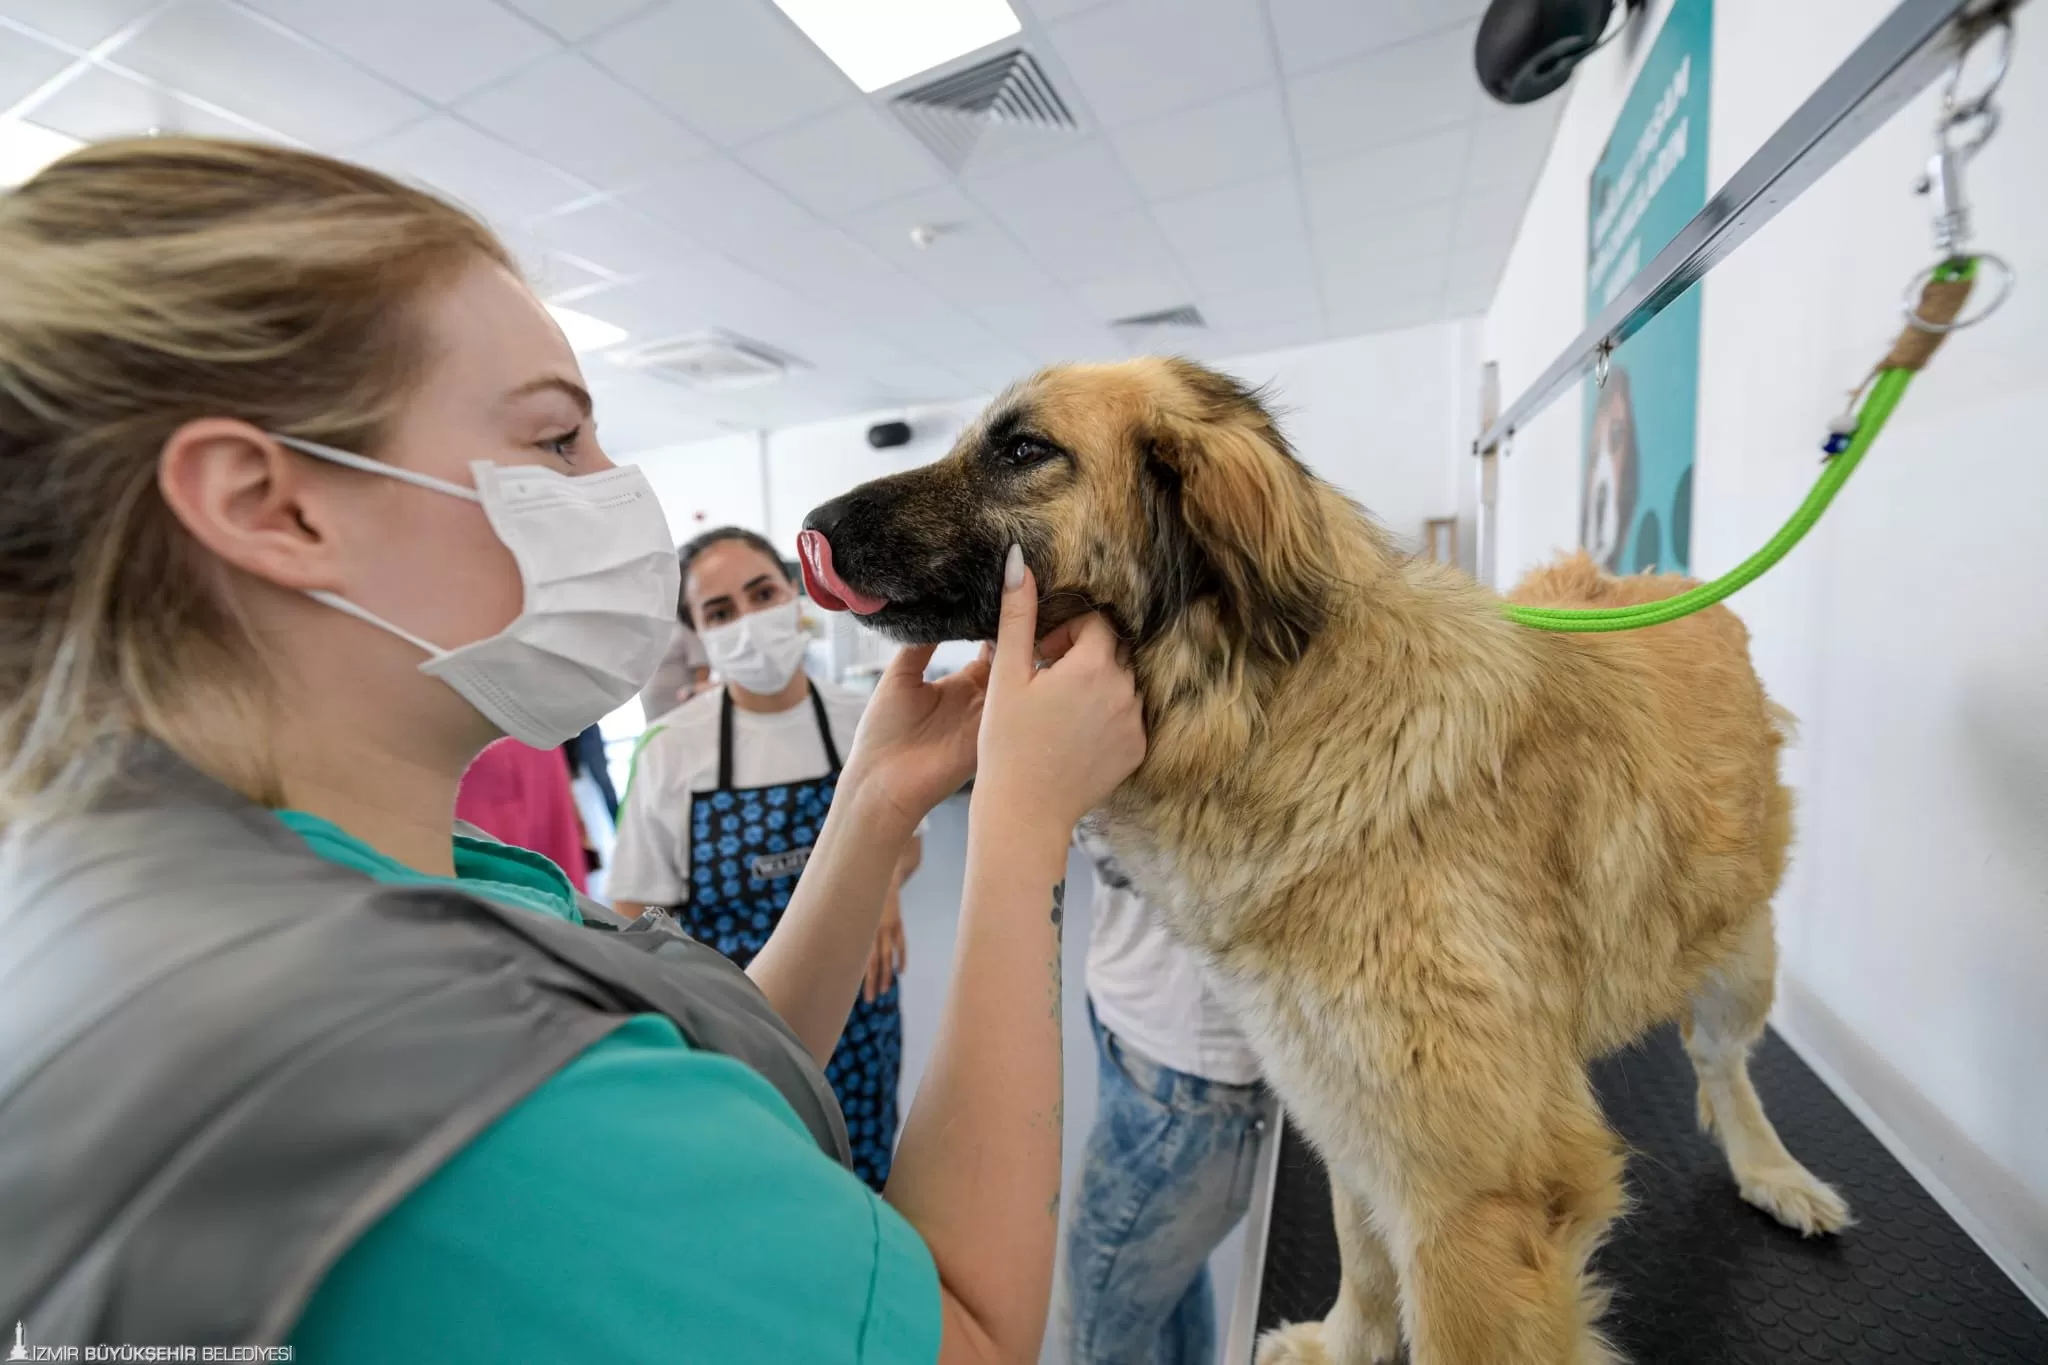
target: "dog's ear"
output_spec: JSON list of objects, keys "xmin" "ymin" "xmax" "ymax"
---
[{"xmin": 1136, "ymin": 406, "xmax": 1335, "ymax": 665}]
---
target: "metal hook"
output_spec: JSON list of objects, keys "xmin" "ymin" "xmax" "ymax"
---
[
  {"xmin": 1593, "ymin": 341, "xmax": 1612, "ymax": 388},
  {"xmin": 1940, "ymin": 14, "xmax": 2013, "ymax": 129}
]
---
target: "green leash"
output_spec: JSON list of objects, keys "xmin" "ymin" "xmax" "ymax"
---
[{"xmin": 1501, "ymin": 258, "xmax": 1976, "ymax": 633}]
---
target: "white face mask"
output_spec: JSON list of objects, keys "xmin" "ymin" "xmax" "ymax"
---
[
  {"xmin": 276, "ymin": 435, "xmax": 680, "ymax": 749},
  {"xmin": 700, "ymin": 599, "xmax": 809, "ymax": 696}
]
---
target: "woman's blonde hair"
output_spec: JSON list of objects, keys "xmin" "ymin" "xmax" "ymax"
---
[{"xmin": 0, "ymin": 136, "xmax": 511, "ymax": 823}]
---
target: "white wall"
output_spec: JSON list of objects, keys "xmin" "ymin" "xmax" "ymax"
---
[
  {"xmin": 1208, "ymin": 322, "xmax": 1481, "ymax": 557},
  {"xmin": 622, "ymin": 431, "xmax": 766, "ymax": 539},
  {"xmin": 1484, "ymin": 0, "xmax": 2048, "ymax": 1303}
]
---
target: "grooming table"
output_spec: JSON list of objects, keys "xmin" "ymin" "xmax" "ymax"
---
[{"xmin": 1224, "ymin": 1025, "xmax": 2048, "ymax": 1362}]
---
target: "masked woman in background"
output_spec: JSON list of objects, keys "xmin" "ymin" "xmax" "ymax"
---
[{"xmin": 611, "ymin": 526, "xmax": 915, "ymax": 1191}]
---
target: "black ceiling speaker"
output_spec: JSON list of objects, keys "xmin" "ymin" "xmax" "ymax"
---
[
  {"xmin": 1475, "ymin": 0, "xmax": 1643, "ymax": 105},
  {"xmin": 867, "ymin": 420, "xmax": 912, "ymax": 449}
]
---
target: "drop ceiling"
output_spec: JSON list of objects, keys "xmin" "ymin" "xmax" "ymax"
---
[{"xmin": 0, "ymin": 0, "xmax": 1561, "ymax": 452}]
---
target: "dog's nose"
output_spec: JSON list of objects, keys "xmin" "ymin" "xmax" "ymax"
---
[{"xmin": 804, "ymin": 495, "xmax": 849, "ymax": 539}]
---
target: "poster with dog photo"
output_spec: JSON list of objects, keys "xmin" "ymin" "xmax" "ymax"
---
[{"xmin": 1582, "ymin": 0, "xmax": 1712, "ymax": 574}]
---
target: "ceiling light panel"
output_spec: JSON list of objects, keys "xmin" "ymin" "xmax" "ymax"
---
[{"xmin": 770, "ymin": 0, "xmax": 1022, "ymax": 94}]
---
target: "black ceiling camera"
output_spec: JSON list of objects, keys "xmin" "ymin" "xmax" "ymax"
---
[
  {"xmin": 1475, "ymin": 0, "xmax": 1644, "ymax": 105},
  {"xmin": 867, "ymin": 420, "xmax": 912, "ymax": 449}
]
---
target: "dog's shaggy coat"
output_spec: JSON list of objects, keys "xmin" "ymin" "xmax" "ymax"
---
[{"xmin": 803, "ymin": 358, "xmax": 1848, "ymax": 1364}]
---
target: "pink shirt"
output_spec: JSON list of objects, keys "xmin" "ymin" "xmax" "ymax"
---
[{"xmin": 456, "ymin": 739, "xmax": 589, "ymax": 893}]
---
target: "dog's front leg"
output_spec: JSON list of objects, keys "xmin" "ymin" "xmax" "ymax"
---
[{"xmin": 1255, "ymin": 1179, "xmax": 1401, "ymax": 1365}]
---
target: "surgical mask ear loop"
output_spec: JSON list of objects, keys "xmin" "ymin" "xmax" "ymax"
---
[
  {"xmin": 305, "ymin": 589, "xmax": 450, "ymax": 661},
  {"xmin": 271, "ymin": 434, "xmax": 482, "ymax": 503}
]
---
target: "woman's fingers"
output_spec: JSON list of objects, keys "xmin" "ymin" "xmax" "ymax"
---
[
  {"xmin": 1035, "ymin": 618, "xmax": 1082, "ymax": 665},
  {"xmin": 990, "ymin": 545, "xmax": 1038, "ymax": 691},
  {"xmin": 885, "ymin": 642, "xmax": 939, "ymax": 685}
]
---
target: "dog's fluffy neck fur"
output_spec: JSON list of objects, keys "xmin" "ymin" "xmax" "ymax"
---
[{"xmin": 1104, "ymin": 482, "xmax": 1549, "ymax": 951}]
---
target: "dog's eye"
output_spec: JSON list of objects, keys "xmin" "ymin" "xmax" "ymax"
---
[{"xmin": 998, "ymin": 434, "xmax": 1058, "ymax": 468}]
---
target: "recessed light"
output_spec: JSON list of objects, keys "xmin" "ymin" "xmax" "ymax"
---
[
  {"xmin": 0, "ymin": 120, "xmax": 84, "ymax": 190},
  {"xmin": 546, "ymin": 304, "xmax": 628, "ymax": 354},
  {"xmin": 771, "ymin": 0, "xmax": 1023, "ymax": 94}
]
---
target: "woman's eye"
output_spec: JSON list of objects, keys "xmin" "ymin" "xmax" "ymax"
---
[
  {"xmin": 537, "ymin": 427, "xmax": 581, "ymax": 461},
  {"xmin": 1000, "ymin": 434, "xmax": 1056, "ymax": 467}
]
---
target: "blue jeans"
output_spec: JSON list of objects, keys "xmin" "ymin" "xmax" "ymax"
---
[{"xmin": 1060, "ymin": 1006, "xmax": 1267, "ymax": 1365}]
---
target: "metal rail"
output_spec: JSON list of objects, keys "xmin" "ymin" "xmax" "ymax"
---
[{"xmin": 1476, "ymin": 0, "xmax": 2025, "ymax": 457}]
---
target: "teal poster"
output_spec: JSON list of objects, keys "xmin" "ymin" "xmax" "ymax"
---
[{"xmin": 1582, "ymin": 0, "xmax": 1712, "ymax": 574}]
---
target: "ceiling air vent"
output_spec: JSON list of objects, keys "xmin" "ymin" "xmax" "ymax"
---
[
  {"xmin": 1110, "ymin": 305, "xmax": 1207, "ymax": 330},
  {"xmin": 892, "ymin": 49, "xmax": 1080, "ymax": 172},
  {"xmin": 617, "ymin": 332, "xmax": 804, "ymax": 391}
]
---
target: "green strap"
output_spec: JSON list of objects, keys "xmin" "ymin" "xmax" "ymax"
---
[{"xmin": 1501, "ymin": 259, "xmax": 1971, "ymax": 633}]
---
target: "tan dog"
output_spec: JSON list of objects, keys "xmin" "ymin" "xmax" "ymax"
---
[{"xmin": 800, "ymin": 358, "xmax": 1848, "ymax": 1365}]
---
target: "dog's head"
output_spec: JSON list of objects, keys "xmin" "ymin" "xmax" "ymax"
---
[{"xmin": 799, "ymin": 357, "xmax": 1340, "ymax": 668}]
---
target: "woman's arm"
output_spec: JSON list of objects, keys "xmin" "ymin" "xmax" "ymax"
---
[{"xmin": 885, "ymin": 552, "xmax": 1145, "ymax": 1365}]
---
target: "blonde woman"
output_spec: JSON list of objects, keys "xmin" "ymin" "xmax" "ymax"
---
[{"xmin": 0, "ymin": 139, "xmax": 1144, "ymax": 1363}]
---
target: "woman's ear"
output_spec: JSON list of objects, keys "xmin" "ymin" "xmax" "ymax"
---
[
  {"xmin": 1137, "ymin": 411, "xmax": 1335, "ymax": 665},
  {"xmin": 156, "ymin": 418, "xmax": 344, "ymax": 594}
]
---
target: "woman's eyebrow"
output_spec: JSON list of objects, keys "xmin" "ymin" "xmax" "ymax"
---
[{"xmin": 504, "ymin": 376, "xmax": 593, "ymax": 416}]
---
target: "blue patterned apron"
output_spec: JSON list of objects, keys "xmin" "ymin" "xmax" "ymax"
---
[{"xmin": 681, "ymin": 684, "xmax": 902, "ymax": 1191}]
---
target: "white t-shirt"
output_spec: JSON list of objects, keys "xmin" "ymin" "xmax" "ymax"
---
[
  {"xmin": 610, "ymin": 680, "xmax": 868, "ymax": 907},
  {"xmin": 1077, "ymin": 828, "xmax": 1261, "ymax": 1087}
]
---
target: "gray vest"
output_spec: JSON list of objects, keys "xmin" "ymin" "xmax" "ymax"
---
[{"xmin": 0, "ymin": 746, "xmax": 851, "ymax": 1349}]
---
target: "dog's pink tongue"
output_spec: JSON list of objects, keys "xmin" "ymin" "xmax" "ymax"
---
[{"xmin": 798, "ymin": 530, "xmax": 887, "ymax": 616}]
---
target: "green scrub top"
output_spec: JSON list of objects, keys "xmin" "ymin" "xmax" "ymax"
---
[{"xmin": 277, "ymin": 811, "xmax": 941, "ymax": 1364}]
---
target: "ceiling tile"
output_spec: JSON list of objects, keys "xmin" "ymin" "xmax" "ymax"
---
[
  {"xmin": 1173, "ymin": 317, "xmax": 1326, "ymax": 362},
  {"xmin": 1301, "ymin": 127, "xmax": 1469, "ymax": 249},
  {"xmin": 498, "ymin": 0, "xmax": 654, "ymax": 44},
  {"xmin": 1324, "ymin": 252, "xmax": 1447, "ymax": 336},
  {"xmin": 1267, "ymin": 0, "xmax": 1486, "ymax": 75},
  {"xmin": 627, "ymin": 155, "xmax": 822, "ymax": 272},
  {"xmin": 0, "ymin": 25, "xmax": 73, "ymax": 108},
  {"xmin": 109, "ymin": 0, "xmax": 427, "ymax": 148},
  {"xmin": 457, "ymin": 52, "xmax": 707, "ymax": 190},
  {"xmin": 1314, "ymin": 198, "xmax": 1456, "ymax": 280},
  {"xmin": 1287, "ymin": 23, "xmax": 1480, "ymax": 166},
  {"xmin": 0, "ymin": 0, "xmax": 156, "ymax": 50},
  {"xmin": 1110, "ymin": 84, "xmax": 1293, "ymax": 202},
  {"xmin": 588, "ymin": 0, "xmax": 853, "ymax": 148},
  {"xmin": 844, "ymin": 185, "xmax": 992, "ymax": 270},
  {"xmin": 526, "ymin": 197, "xmax": 724, "ymax": 281},
  {"xmin": 1005, "ymin": 207, "xmax": 1176, "ymax": 287},
  {"xmin": 1021, "ymin": 0, "xmax": 1113, "ymax": 21},
  {"xmin": 1071, "ymin": 271, "xmax": 1196, "ymax": 323},
  {"xmin": 1047, "ymin": 0, "xmax": 1273, "ymax": 128},
  {"xmin": 360, "ymin": 115, "xmax": 588, "ymax": 228},
  {"xmin": 1199, "ymin": 281, "xmax": 1322, "ymax": 332},
  {"xmin": 237, "ymin": 0, "xmax": 556, "ymax": 105},
  {"xmin": 734, "ymin": 103, "xmax": 943, "ymax": 216},
  {"xmin": 518, "ymin": 248, "xmax": 617, "ymax": 301},
  {"xmin": 19, "ymin": 62, "xmax": 272, "ymax": 141},
  {"xmin": 964, "ymin": 140, "xmax": 1140, "ymax": 233},
  {"xmin": 1444, "ymin": 243, "xmax": 1506, "ymax": 316},
  {"xmin": 1464, "ymin": 100, "xmax": 1561, "ymax": 193},
  {"xmin": 1152, "ymin": 173, "xmax": 1314, "ymax": 295},
  {"xmin": 1451, "ymin": 186, "xmax": 1528, "ymax": 260}
]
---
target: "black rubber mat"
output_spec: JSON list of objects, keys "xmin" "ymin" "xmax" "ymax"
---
[{"xmin": 1251, "ymin": 1024, "xmax": 2048, "ymax": 1362}]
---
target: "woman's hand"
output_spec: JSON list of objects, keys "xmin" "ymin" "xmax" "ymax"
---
[
  {"xmin": 843, "ymin": 646, "xmax": 990, "ymax": 835},
  {"xmin": 863, "ymin": 892, "xmax": 907, "ymax": 1002},
  {"xmin": 974, "ymin": 545, "xmax": 1145, "ymax": 841}
]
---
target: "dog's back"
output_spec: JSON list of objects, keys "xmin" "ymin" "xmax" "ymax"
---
[{"xmin": 1500, "ymin": 552, "xmax": 1795, "ymax": 1051}]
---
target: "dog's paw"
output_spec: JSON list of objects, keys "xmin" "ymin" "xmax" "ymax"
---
[
  {"xmin": 1255, "ymin": 1322, "xmax": 1333, "ymax": 1365},
  {"xmin": 1739, "ymin": 1164, "xmax": 1853, "ymax": 1236},
  {"xmin": 1256, "ymin": 1316, "xmax": 1398, "ymax": 1365}
]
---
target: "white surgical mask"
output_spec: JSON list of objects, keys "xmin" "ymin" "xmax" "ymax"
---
[
  {"xmin": 277, "ymin": 435, "xmax": 680, "ymax": 749},
  {"xmin": 700, "ymin": 599, "xmax": 809, "ymax": 696}
]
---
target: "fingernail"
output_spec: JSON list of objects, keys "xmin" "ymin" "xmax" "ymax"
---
[{"xmin": 1004, "ymin": 543, "xmax": 1024, "ymax": 591}]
